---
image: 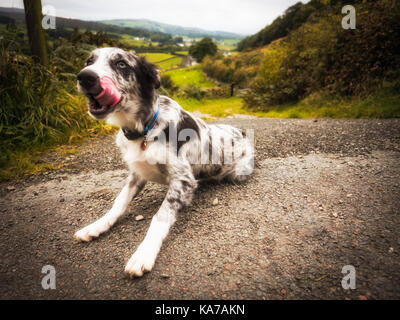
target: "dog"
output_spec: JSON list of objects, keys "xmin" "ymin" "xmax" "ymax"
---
[{"xmin": 75, "ymin": 47, "xmax": 253, "ymax": 277}]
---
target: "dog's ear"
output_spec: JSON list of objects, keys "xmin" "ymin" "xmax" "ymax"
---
[
  {"xmin": 129, "ymin": 52, "xmax": 160, "ymax": 90},
  {"xmin": 138, "ymin": 56, "xmax": 160, "ymax": 90},
  {"xmin": 154, "ymin": 69, "xmax": 161, "ymax": 89}
]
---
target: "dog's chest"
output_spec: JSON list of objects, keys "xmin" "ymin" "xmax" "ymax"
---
[{"xmin": 116, "ymin": 130, "xmax": 168, "ymax": 185}]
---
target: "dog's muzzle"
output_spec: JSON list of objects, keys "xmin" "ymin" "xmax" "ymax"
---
[{"xmin": 77, "ymin": 70, "xmax": 122, "ymax": 119}]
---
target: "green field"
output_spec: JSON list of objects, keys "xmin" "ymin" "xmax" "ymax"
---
[
  {"xmin": 141, "ymin": 53, "xmax": 175, "ymax": 62},
  {"xmin": 157, "ymin": 56, "xmax": 182, "ymax": 70},
  {"xmin": 140, "ymin": 53, "xmax": 183, "ymax": 70},
  {"xmin": 164, "ymin": 65, "xmax": 216, "ymax": 87}
]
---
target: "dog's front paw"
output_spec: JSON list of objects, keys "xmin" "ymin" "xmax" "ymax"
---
[
  {"xmin": 124, "ymin": 247, "xmax": 157, "ymax": 277},
  {"xmin": 74, "ymin": 219, "xmax": 110, "ymax": 242}
]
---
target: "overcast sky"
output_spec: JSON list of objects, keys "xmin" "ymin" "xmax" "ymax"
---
[{"xmin": 1, "ymin": 0, "xmax": 308, "ymax": 35}]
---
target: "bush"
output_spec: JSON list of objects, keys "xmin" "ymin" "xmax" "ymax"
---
[
  {"xmin": 52, "ymin": 40, "xmax": 96, "ymax": 76},
  {"xmin": 202, "ymin": 50, "xmax": 263, "ymax": 87},
  {"xmin": 179, "ymin": 84, "xmax": 206, "ymax": 100},
  {"xmin": 160, "ymin": 74, "xmax": 178, "ymax": 95},
  {"xmin": 206, "ymin": 85, "xmax": 230, "ymax": 98}
]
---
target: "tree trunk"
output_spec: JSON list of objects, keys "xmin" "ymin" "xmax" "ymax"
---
[{"xmin": 23, "ymin": 0, "xmax": 49, "ymax": 66}]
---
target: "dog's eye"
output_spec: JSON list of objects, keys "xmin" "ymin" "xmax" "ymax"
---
[
  {"xmin": 117, "ymin": 61, "xmax": 127, "ymax": 69},
  {"xmin": 86, "ymin": 58, "xmax": 94, "ymax": 66}
]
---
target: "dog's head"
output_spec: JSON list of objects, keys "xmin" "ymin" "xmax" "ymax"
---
[{"xmin": 77, "ymin": 48, "xmax": 160, "ymax": 125}]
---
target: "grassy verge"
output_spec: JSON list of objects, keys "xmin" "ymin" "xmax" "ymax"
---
[
  {"xmin": 176, "ymin": 89, "xmax": 400, "ymax": 119},
  {"xmin": 0, "ymin": 123, "xmax": 116, "ymax": 182},
  {"xmin": 251, "ymin": 89, "xmax": 400, "ymax": 119},
  {"xmin": 176, "ymin": 97, "xmax": 247, "ymax": 118}
]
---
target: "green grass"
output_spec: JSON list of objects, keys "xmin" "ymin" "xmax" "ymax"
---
[
  {"xmin": 164, "ymin": 65, "xmax": 216, "ymax": 88},
  {"xmin": 176, "ymin": 97, "xmax": 246, "ymax": 118},
  {"xmin": 175, "ymin": 51, "xmax": 188, "ymax": 56}
]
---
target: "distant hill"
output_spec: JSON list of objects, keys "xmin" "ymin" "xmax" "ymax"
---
[
  {"xmin": 100, "ymin": 19, "xmax": 243, "ymax": 40},
  {"xmin": 0, "ymin": 7, "xmax": 170, "ymax": 39},
  {"xmin": 0, "ymin": 7, "xmax": 242, "ymax": 41}
]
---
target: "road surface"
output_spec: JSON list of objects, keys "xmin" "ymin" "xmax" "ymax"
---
[{"xmin": 0, "ymin": 118, "xmax": 399, "ymax": 299}]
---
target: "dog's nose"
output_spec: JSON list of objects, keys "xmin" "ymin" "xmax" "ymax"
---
[{"xmin": 77, "ymin": 69, "xmax": 99, "ymax": 89}]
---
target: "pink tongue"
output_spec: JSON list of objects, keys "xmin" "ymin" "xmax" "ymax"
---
[{"xmin": 94, "ymin": 76, "xmax": 121, "ymax": 107}]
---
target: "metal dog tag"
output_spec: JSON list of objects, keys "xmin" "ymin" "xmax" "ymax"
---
[{"xmin": 140, "ymin": 139, "xmax": 147, "ymax": 151}]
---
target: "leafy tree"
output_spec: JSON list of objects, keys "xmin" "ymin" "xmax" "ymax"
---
[
  {"xmin": 174, "ymin": 36, "xmax": 183, "ymax": 44},
  {"xmin": 189, "ymin": 38, "xmax": 217, "ymax": 62}
]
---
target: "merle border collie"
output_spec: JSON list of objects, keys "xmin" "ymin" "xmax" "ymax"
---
[{"xmin": 75, "ymin": 47, "xmax": 253, "ymax": 277}]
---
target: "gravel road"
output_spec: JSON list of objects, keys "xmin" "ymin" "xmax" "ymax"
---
[{"xmin": 1, "ymin": 118, "xmax": 399, "ymax": 300}]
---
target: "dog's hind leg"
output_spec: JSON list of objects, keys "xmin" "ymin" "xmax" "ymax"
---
[
  {"xmin": 74, "ymin": 172, "xmax": 146, "ymax": 242},
  {"xmin": 124, "ymin": 161, "xmax": 197, "ymax": 277}
]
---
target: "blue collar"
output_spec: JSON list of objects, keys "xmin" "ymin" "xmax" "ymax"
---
[
  {"xmin": 122, "ymin": 102, "xmax": 160, "ymax": 141},
  {"xmin": 143, "ymin": 107, "xmax": 160, "ymax": 135}
]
